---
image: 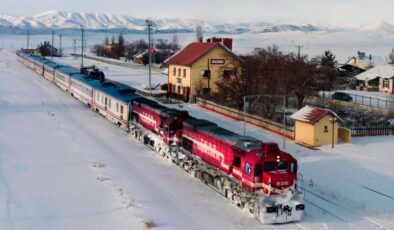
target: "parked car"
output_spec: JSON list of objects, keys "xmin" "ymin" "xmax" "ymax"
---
[{"xmin": 331, "ymin": 92, "xmax": 353, "ymax": 102}]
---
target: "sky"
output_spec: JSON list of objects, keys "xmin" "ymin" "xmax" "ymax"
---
[{"xmin": 1, "ymin": 0, "xmax": 394, "ymax": 25}]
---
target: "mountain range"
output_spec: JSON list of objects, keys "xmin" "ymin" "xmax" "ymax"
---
[{"xmin": 1, "ymin": 10, "xmax": 394, "ymax": 35}]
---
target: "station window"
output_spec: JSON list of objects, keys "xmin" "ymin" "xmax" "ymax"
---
[
  {"xmin": 178, "ymin": 68, "xmax": 181, "ymax": 77},
  {"xmin": 173, "ymin": 67, "xmax": 176, "ymax": 76},
  {"xmin": 244, "ymin": 162, "xmax": 252, "ymax": 176},
  {"xmin": 183, "ymin": 69, "xmax": 186, "ymax": 77}
]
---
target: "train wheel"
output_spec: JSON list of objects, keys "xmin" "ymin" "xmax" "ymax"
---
[{"xmin": 215, "ymin": 178, "xmax": 223, "ymax": 192}]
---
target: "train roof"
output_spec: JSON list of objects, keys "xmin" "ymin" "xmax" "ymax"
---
[
  {"xmin": 56, "ymin": 66, "xmax": 79, "ymax": 75},
  {"xmin": 135, "ymin": 98, "xmax": 188, "ymax": 118},
  {"xmin": 31, "ymin": 55, "xmax": 50, "ymax": 64},
  {"xmin": 184, "ymin": 117, "xmax": 262, "ymax": 152},
  {"xmin": 44, "ymin": 61, "xmax": 63, "ymax": 69},
  {"xmin": 94, "ymin": 80, "xmax": 140, "ymax": 103}
]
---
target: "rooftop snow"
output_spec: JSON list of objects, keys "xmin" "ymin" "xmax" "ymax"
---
[
  {"xmin": 355, "ymin": 65, "xmax": 394, "ymax": 81},
  {"xmin": 290, "ymin": 105, "xmax": 341, "ymax": 124}
]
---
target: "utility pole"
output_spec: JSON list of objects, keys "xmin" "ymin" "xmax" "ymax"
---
[
  {"xmin": 80, "ymin": 25, "xmax": 84, "ymax": 68},
  {"xmin": 26, "ymin": 30, "xmax": 30, "ymax": 50},
  {"xmin": 58, "ymin": 34, "xmax": 62, "ymax": 57},
  {"xmin": 51, "ymin": 30, "xmax": 55, "ymax": 60},
  {"xmin": 145, "ymin": 19, "xmax": 153, "ymax": 96},
  {"xmin": 73, "ymin": 39, "xmax": 76, "ymax": 54},
  {"xmin": 295, "ymin": 45, "xmax": 303, "ymax": 59}
]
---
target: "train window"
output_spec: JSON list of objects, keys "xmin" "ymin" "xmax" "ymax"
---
[
  {"xmin": 120, "ymin": 105, "xmax": 124, "ymax": 114},
  {"xmin": 254, "ymin": 164, "xmax": 262, "ymax": 177},
  {"xmin": 278, "ymin": 162, "xmax": 288, "ymax": 170},
  {"xmin": 101, "ymin": 95, "xmax": 104, "ymax": 104},
  {"xmin": 232, "ymin": 155, "xmax": 241, "ymax": 168},
  {"xmin": 105, "ymin": 98, "xmax": 108, "ymax": 106},
  {"xmin": 116, "ymin": 103, "xmax": 119, "ymax": 112},
  {"xmin": 109, "ymin": 99, "xmax": 111, "ymax": 108},
  {"xmin": 96, "ymin": 93, "xmax": 99, "ymax": 101},
  {"xmin": 264, "ymin": 162, "xmax": 275, "ymax": 171},
  {"xmin": 244, "ymin": 162, "xmax": 252, "ymax": 176},
  {"xmin": 290, "ymin": 162, "xmax": 296, "ymax": 174}
]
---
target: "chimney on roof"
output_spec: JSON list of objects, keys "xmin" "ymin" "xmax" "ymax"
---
[{"xmin": 206, "ymin": 37, "xmax": 233, "ymax": 50}]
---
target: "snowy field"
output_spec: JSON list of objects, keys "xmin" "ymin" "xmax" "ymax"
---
[{"xmin": 1, "ymin": 48, "xmax": 394, "ymax": 230}]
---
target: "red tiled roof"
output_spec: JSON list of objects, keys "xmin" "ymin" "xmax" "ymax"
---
[
  {"xmin": 290, "ymin": 106, "xmax": 341, "ymax": 124},
  {"xmin": 165, "ymin": 42, "xmax": 220, "ymax": 66}
]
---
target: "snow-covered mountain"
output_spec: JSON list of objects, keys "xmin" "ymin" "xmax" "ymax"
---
[
  {"xmin": 3, "ymin": 10, "xmax": 394, "ymax": 36},
  {"xmin": 0, "ymin": 10, "xmax": 329, "ymax": 34}
]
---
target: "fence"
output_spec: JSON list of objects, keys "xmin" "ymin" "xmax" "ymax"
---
[
  {"xmin": 318, "ymin": 91, "xmax": 394, "ymax": 111},
  {"xmin": 196, "ymin": 98, "xmax": 295, "ymax": 139},
  {"xmin": 342, "ymin": 125, "xmax": 394, "ymax": 136},
  {"xmin": 71, "ymin": 54, "xmax": 162, "ymax": 73}
]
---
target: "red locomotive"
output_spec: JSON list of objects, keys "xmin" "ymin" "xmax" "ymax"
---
[{"xmin": 129, "ymin": 99, "xmax": 304, "ymax": 224}]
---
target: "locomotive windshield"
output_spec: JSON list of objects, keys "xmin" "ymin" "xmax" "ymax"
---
[{"xmin": 264, "ymin": 162, "xmax": 288, "ymax": 171}]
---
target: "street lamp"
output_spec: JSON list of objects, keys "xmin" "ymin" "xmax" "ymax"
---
[
  {"xmin": 58, "ymin": 34, "xmax": 62, "ymax": 57},
  {"xmin": 145, "ymin": 19, "xmax": 153, "ymax": 96},
  {"xmin": 26, "ymin": 30, "xmax": 30, "ymax": 50},
  {"xmin": 330, "ymin": 117, "xmax": 338, "ymax": 148},
  {"xmin": 51, "ymin": 30, "xmax": 55, "ymax": 60},
  {"xmin": 80, "ymin": 25, "xmax": 84, "ymax": 68}
]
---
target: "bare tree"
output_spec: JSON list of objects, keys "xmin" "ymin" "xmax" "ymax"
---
[
  {"xmin": 195, "ymin": 24, "xmax": 203, "ymax": 42},
  {"xmin": 389, "ymin": 49, "xmax": 394, "ymax": 65},
  {"xmin": 171, "ymin": 34, "xmax": 180, "ymax": 51}
]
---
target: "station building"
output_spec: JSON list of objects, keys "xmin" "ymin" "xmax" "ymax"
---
[{"xmin": 165, "ymin": 38, "xmax": 243, "ymax": 102}]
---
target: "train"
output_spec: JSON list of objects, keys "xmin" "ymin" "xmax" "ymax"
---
[{"xmin": 16, "ymin": 50, "xmax": 305, "ymax": 224}]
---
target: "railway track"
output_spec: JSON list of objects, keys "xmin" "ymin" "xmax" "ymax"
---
[{"xmin": 303, "ymin": 187, "xmax": 390, "ymax": 230}]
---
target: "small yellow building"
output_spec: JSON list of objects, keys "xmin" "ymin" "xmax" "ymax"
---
[
  {"xmin": 165, "ymin": 39, "xmax": 243, "ymax": 101},
  {"xmin": 290, "ymin": 106, "xmax": 342, "ymax": 147}
]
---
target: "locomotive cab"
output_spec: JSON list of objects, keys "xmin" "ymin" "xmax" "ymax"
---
[{"xmin": 257, "ymin": 143, "xmax": 304, "ymax": 224}]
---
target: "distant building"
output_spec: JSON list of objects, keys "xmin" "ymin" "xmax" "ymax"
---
[
  {"xmin": 290, "ymin": 106, "xmax": 343, "ymax": 147},
  {"xmin": 354, "ymin": 65, "xmax": 394, "ymax": 93},
  {"xmin": 37, "ymin": 41, "xmax": 58, "ymax": 57},
  {"xmin": 165, "ymin": 37, "xmax": 243, "ymax": 102},
  {"xmin": 105, "ymin": 44, "xmax": 119, "ymax": 54},
  {"xmin": 343, "ymin": 56, "xmax": 374, "ymax": 71}
]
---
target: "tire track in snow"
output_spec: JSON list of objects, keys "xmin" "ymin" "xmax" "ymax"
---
[{"xmin": 0, "ymin": 152, "xmax": 14, "ymax": 230}]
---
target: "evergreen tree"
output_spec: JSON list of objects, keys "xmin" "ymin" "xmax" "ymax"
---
[{"xmin": 320, "ymin": 50, "xmax": 338, "ymax": 89}]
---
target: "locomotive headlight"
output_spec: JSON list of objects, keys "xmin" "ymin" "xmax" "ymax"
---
[{"xmin": 266, "ymin": 206, "xmax": 277, "ymax": 213}]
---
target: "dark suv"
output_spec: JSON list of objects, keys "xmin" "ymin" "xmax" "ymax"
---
[{"xmin": 331, "ymin": 92, "xmax": 353, "ymax": 102}]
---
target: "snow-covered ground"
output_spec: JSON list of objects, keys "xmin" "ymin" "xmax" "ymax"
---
[{"xmin": 1, "ymin": 49, "xmax": 394, "ymax": 230}]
